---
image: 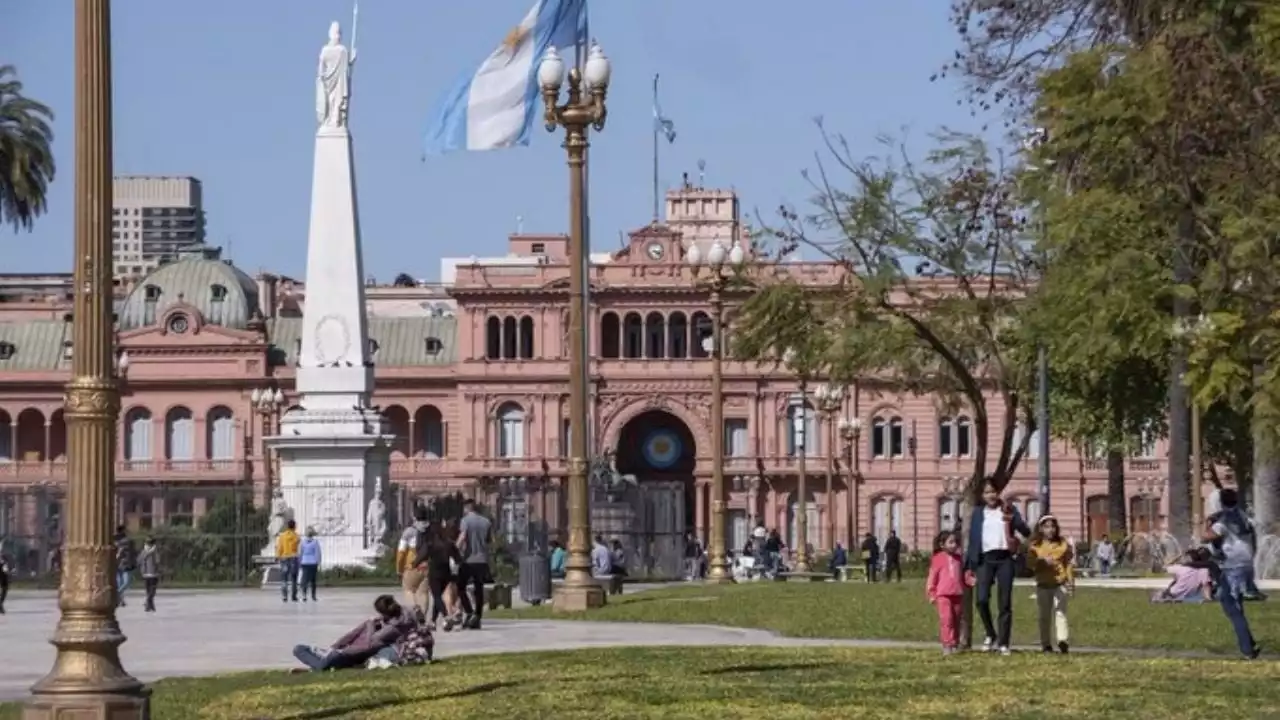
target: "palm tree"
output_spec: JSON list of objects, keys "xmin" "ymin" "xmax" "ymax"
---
[{"xmin": 0, "ymin": 65, "xmax": 56, "ymax": 232}]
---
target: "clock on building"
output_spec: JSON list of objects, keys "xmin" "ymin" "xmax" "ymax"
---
[{"xmin": 646, "ymin": 242, "xmax": 665, "ymax": 260}]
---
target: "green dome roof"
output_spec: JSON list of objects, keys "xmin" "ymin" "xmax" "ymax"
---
[{"xmin": 118, "ymin": 257, "xmax": 260, "ymax": 331}]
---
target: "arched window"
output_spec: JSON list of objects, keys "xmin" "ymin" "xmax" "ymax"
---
[
  {"xmin": 871, "ymin": 416, "xmax": 887, "ymax": 458},
  {"xmin": 600, "ymin": 313, "xmax": 620, "ymax": 358},
  {"xmin": 889, "ymin": 417, "xmax": 904, "ymax": 457},
  {"xmin": 485, "ymin": 316, "xmax": 501, "ymax": 360},
  {"xmin": 668, "ymin": 312, "xmax": 689, "ymax": 358},
  {"xmin": 786, "ymin": 399, "xmax": 818, "ymax": 456},
  {"xmin": 502, "ymin": 317, "xmax": 518, "ymax": 360},
  {"xmin": 622, "ymin": 313, "xmax": 643, "ymax": 359},
  {"xmin": 416, "ymin": 405, "xmax": 445, "ymax": 458},
  {"xmin": 691, "ymin": 312, "xmax": 712, "ymax": 358},
  {"xmin": 496, "ymin": 403, "xmax": 525, "ymax": 458},
  {"xmin": 872, "ymin": 496, "xmax": 904, "ymax": 546},
  {"xmin": 205, "ymin": 407, "xmax": 235, "ymax": 461},
  {"xmin": 0, "ymin": 410, "xmax": 11, "ymax": 461},
  {"xmin": 165, "ymin": 406, "xmax": 195, "ymax": 461},
  {"xmin": 955, "ymin": 416, "xmax": 971, "ymax": 457},
  {"xmin": 644, "ymin": 312, "xmax": 666, "ymax": 359},
  {"xmin": 124, "ymin": 408, "xmax": 153, "ymax": 462},
  {"xmin": 518, "ymin": 316, "xmax": 535, "ymax": 359},
  {"xmin": 937, "ymin": 417, "xmax": 954, "ymax": 457}
]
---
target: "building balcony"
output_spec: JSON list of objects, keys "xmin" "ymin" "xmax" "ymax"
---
[{"xmin": 0, "ymin": 459, "xmax": 248, "ymax": 484}]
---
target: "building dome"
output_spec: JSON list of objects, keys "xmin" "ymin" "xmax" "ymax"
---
[{"xmin": 118, "ymin": 257, "xmax": 260, "ymax": 331}]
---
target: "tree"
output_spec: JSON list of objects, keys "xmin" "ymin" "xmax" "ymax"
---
[
  {"xmin": 1021, "ymin": 6, "xmax": 1280, "ymax": 535},
  {"xmin": 0, "ymin": 65, "xmax": 55, "ymax": 232},
  {"xmin": 392, "ymin": 273, "xmax": 417, "ymax": 287},
  {"xmin": 732, "ymin": 128, "xmax": 1038, "ymax": 501}
]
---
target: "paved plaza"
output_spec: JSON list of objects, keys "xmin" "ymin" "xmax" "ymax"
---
[{"xmin": 0, "ymin": 585, "xmax": 861, "ymax": 701}]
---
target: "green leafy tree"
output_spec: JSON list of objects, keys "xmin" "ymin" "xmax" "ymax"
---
[
  {"xmin": 0, "ymin": 65, "xmax": 55, "ymax": 232},
  {"xmin": 733, "ymin": 128, "xmax": 1039, "ymax": 500}
]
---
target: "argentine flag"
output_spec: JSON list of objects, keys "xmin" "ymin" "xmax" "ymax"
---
[{"xmin": 424, "ymin": 0, "xmax": 588, "ymax": 153}]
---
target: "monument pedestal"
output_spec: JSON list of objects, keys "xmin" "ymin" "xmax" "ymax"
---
[{"xmin": 269, "ymin": 413, "xmax": 391, "ymax": 569}]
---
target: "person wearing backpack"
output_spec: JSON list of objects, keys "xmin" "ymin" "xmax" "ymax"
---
[
  {"xmin": 397, "ymin": 504, "xmax": 432, "ymax": 618},
  {"xmin": 114, "ymin": 525, "xmax": 137, "ymax": 608}
]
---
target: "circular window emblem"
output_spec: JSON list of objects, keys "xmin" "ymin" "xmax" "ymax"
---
[
  {"xmin": 167, "ymin": 314, "xmax": 189, "ymax": 334},
  {"xmin": 642, "ymin": 429, "xmax": 683, "ymax": 469}
]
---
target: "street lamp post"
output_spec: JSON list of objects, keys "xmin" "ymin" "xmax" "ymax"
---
[
  {"xmin": 540, "ymin": 44, "xmax": 611, "ymax": 612},
  {"xmin": 26, "ymin": 1, "xmax": 151, "ymax": 716},
  {"xmin": 814, "ymin": 384, "xmax": 845, "ymax": 552},
  {"xmin": 252, "ymin": 387, "xmax": 285, "ymax": 501},
  {"xmin": 687, "ymin": 237, "xmax": 745, "ymax": 583},
  {"xmin": 838, "ymin": 416, "xmax": 862, "ymax": 546}
]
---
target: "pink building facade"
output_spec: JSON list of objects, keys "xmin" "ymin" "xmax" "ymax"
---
[{"xmin": 0, "ymin": 185, "xmax": 1173, "ymax": 567}]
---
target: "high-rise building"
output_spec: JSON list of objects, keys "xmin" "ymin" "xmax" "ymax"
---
[{"xmin": 112, "ymin": 176, "xmax": 207, "ymax": 279}]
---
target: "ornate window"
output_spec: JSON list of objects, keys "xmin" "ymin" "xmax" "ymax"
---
[
  {"xmin": 124, "ymin": 408, "xmax": 153, "ymax": 462},
  {"xmin": 495, "ymin": 403, "xmax": 525, "ymax": 458},
  {"xmin": 206, "ymin": 407, "xmax": 235, "ymax": 461},
  {"xmin": 164, "ymin": 406, "xmax": 195, "ymax": 461},
  {"xmin": 937, "ymin": 415, "xmax": 972, "ymax": 457}
]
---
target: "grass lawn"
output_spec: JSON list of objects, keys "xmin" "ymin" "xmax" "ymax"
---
[
  {"xmin": 495, "ymin": 581, "xmax": 1280, "ymax": 654},
  {"xmin": 2, "ymin": 646, "xmax": 1275, "ymax": 719}
]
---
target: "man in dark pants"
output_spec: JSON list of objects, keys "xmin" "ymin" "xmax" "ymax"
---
[
  {"xmin": 883, "ymin": 531, "xmax": 903, "ymax": 582},
  {"xmin": 0, "ymin": 546, "xmax": 10, "ymax": 614},
  {"xmin": 860, "ymin": 533, "xmax": 880, "ymax": 582},
  {"xmin": 455, "ymin": 499, "xmax": 493, "ymax": 630},
  {"xmin": 965, "ymin": 479, "xmax": 1031, "ymax": 655}
]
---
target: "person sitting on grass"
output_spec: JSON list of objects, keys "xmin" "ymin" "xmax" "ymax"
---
[
  {"xmin": 1151, "ymin": 549, "xmax": 1214, "ymax": 604},
  {"xmin": 292, "ymin": 594, "xmax": 425, "ymax": 672}
]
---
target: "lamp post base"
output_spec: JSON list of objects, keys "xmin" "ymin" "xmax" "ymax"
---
[
  {"xmin": 24, "ymin": 692, "xmax": 151, "ymax": 720},
  {"xmin": 552, "ymin": 583, "xmax": 607, "ymax": 612},
  {"xmin": 704, "ymin": 565, "xmax": 735, "ymax": 585}
]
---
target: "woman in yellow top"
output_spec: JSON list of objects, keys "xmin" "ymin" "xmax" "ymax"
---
[{"xmin": 1027, "ymin": 514, "xmax": 1074, "ymax": 654}]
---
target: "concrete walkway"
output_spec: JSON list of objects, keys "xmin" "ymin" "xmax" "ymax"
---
[{"xmin": 0, "ymin": 581, "xmax": 1268, "ymax": 701}]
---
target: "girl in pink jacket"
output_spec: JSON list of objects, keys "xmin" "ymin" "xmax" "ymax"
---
[{"xmin": 926, "ymin": 531, "xmax": 968, "ymax": 654}]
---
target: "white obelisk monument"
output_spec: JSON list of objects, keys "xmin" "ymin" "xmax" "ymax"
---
[{"xmin": 266, "ymin": 15, "xmax": 392, "ymax": 569}]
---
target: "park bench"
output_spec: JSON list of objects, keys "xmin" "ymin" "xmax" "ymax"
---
[
  {"xmin": 592, "ymin": 574, "xmax": 625, "ymax": 595},
  {"xmin": 778, "ymin": 571, "xmax": 829, "ymax": 582},
  {"xmin": 834, "ymin": 565, "xmax": 866, "ymax": 582}
]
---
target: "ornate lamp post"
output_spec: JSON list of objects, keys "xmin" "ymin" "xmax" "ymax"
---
[
  {"xmin": 783, "ymin": 348, "xmax": 813, "ymax": 572},
  {"xmin": 838, "ymin": 416, "xmax": 862, "ymax": 545},
  {"xmin": 26, "ymin": 1, "xmax": 151, "ymax": 716},
  {"xmin": 814, "ymin": 384, "xmax": 845, "ymax": 552},
  {"xmin": 252, "ymin": 387, "xmax": 285, "ymax": 498},
  {"xmin": 539, "ymin": 43, "xmax": 611, "ymax": 612},
  {"xmin": 686, "ymin": 236, "xmax": 745, "ymax": 583}
]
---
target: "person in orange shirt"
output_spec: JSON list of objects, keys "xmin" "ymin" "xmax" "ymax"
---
[{"xmin": 276, "ymin": 520, "xmax": 301, "ymax": 603}]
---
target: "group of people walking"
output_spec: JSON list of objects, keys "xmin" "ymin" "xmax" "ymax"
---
[
  {"xmin": 395, "ymin": 499, "xmax": 493, "ymax": 631},
  {"xmin": 113, "ymin": 526, "xmax": 161, "ymax": 612},
  {"xmin": 926, "ymin": 479, "xmax": 1263, "ymax": 659}
]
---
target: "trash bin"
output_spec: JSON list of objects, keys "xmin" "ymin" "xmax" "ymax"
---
[{"xmin": 519, "ymin": 551, "xmax": 551, "ymax": 605}]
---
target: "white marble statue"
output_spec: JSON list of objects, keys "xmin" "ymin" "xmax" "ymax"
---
[
  {"xmin": 266, "ymin": 489, "xmax": 295, "ymax": 554},
  {"xmin": 316, "ymin": 21, "xmax": 356, "ymax": 129},
  {"xmin": 366, "ymin": 476, "xmax": 387, "ymax": 548}
]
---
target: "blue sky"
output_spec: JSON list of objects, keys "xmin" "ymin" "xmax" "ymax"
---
[{"xmin": 1, "ymin": 0, "xmax": 984, "ymax": 280}]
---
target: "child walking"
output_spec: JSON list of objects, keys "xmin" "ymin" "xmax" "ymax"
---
[
  {"xmin": 1027, "ymin": 514, "xmax": 1074, "ymax": 654},
  {"xmin": 926, "ymin": 531, "xmax": 967, "ymax": 654}
]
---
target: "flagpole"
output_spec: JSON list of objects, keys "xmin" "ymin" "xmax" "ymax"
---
[{"xmin": 652, "ymin": 73, "xmax": 660, "ymax": 222}]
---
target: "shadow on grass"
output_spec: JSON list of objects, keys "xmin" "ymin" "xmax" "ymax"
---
[
  {"xmin": 275, "ymin": 680, "xmax": 526, "ymax": 720},
  {"xmin": 699, "ymin": 662, "xmax": 842, "ymax": 676}
]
